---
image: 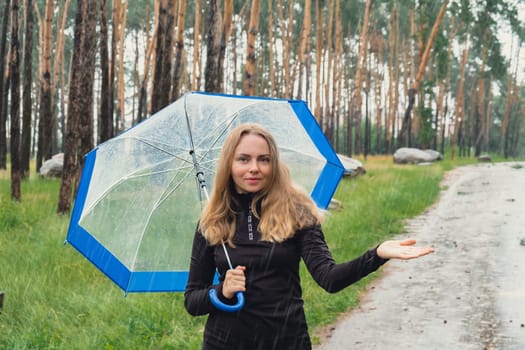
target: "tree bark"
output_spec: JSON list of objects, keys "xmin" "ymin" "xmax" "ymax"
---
[
  {"xmin": 450, "ymin": 42, "xmax": 468, "ymax": 160},
  {"xmin": 172, "ymin": 0, "xmax": 187, "ymax": 100},
  {"xmin": 398, "ymin": 0, "xmax": 448, "ymax": 148},
  {"xmin": 242, "ymin": 0, "xmax": 260, "ymax": 96},
  {"xmin": 313, "ymin": 0, "xmax": 322, "ymax": 124},
  {"xmin": 36, "ymin": 0, "xmax": 53, "ymax": 173},
  {"xmin": 204, "ymin": 0, "xmax": 223, "ymax": 92},
  {"xmin": 137, "ymin": 3, "xmax": 156, "ymax": 123},
  {"xmin": 116, "ymin": 0, "xmax": 128, "ymax": 129},
  {"xmin": 0, "ymin": 0, "xmax": 10, "ymax": 170},
  {"xmin": 151, "ymin": 0, "xmax": 174, "ymax": 112},
  {"xmin": 10, "ymin": 0, "xmax": 21, "ymax": 200},
  {"xmin": 51, "ymin": 0, "xmax": 71, "ymax": 155},
  {"xmin": 351, "ymin": 0, "xmax": 373, "ymax": 155},
  {"xmin": 191, "ymin": 0, "xmax": 201, "ymax": 91},
  {"xmin": 58, "ymin": 0, "xmax": 98, "ymax": 214},
  {"xmin": 99, "ymin": 0, "xmax": 112, "ymax": 143},
  {"xmin": 21, "ymin": 0, "xmax": 34, "ymax": 178},
  {"xmin": 324, "ymin": 0, "xmax": 333, "ymax": 136},
  {"xmin": 295, "ymin": 0, "xmax": 311, "ymax": 100}
]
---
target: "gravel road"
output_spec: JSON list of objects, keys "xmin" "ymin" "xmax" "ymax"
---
[{"xmin": 315, "ymin": 162, "xmax": 525, "ymax": 350}]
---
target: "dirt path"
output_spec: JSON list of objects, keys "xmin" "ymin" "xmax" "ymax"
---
[{"xmin": 315, "ymin": 162, "xmax": 525, "ymax": 350}]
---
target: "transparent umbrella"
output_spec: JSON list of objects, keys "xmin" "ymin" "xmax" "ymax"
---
[{"xmin": 65, "ymin": 92, "xmax": 344, "ymax": 299}]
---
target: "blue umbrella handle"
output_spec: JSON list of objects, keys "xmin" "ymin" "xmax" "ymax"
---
[{"xmin": 209, "ymin": 289, "xmax": 245, "ymax": 312}]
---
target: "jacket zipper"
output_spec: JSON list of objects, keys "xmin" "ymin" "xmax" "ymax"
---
[{"xmin": 247, "ymin": 203, "xmax": 254, "ymax": 241}]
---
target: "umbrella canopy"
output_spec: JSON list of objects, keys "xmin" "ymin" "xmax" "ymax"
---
[{"xmin": 65, "ymin": 92, "xmax": 344, "ymax": 294}]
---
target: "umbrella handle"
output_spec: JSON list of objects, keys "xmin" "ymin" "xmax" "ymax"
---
[{"xmin": 209, "ymin": 289, "xmax": 245, "ymax": 312}]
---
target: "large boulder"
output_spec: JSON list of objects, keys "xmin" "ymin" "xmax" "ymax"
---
[
  {"xmin": 337, "ymin": 154, "xmax": 366, "ymax": 176},
  {"xmin": 393, "ymin": 147, "xmax": 442, "ymax": 164},
  {"xmin": 39, "ymin": 153, "xmax": 64, "ymax": 177}
]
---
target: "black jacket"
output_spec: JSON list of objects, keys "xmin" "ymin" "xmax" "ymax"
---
[{"xmin": 184, "ymin": 192, "xmax": 388, "ymax": 349}]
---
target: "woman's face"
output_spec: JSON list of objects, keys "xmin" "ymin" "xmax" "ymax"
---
[{"xmin": 231, "ymin": 133, "xmax": 272, "ymax": 194}]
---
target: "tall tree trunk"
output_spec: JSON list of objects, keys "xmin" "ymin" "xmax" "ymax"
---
[
  {"xmin": 474, "ymin": 46, "xmax": 488, "ymax": 157},
  {"xmin": 151, "ymin": 0, "xmax": 174, "ymax": 112},
  {"xmin": 385, "ymin": 3, "xmax": 397, "ymax": 153},
  {"xmin": 351, "ymin": 0, "xmax": 373, "ymax": 156},
  {"xmin": 137, "ymin": 3, "xmax": 155, "ymax": 123},
  {"xmin": 204, "ymin": 0, "xmax": 222, "ymax": 92},
  {"xmin": 10, "ymin": 0, "xmax": 21, "ymax": 200},
  {"xmin": 58, "ymin": 0, "xmax": 98, "ymax": 214},
  {"xmin": 36, "ymin": 0, "xmax": 53, "ymax": 173},
  {"xmin": 267, "ymin": 0, "xmax": 275, "ymax": 96},
  {"xmin": 450, "ymin": 42, "xmax": 468, "ymax": 160},
  {"xmin": 276, "ymin": 0, "xmax": 293, "ymax": 98},
  {"xmin": 191, "ymin": 0, "xmax": 201, "ymax": 91},
  {"xmin": 99, "ymin": 0, "xmax": 112, "ymax": 143},
  {"xmin": 116, "ymin": 0, "xmax": 127, "ymax": 129},
  {"xmin": 242, "ymin": 0, "xmax": 260, "ymax": 96},
  {"xmin": 172, "ymin": 0, "xmax": 187, "ymax": 100},
  {"xmin": 483, "ymin": 76, "xmax": 493, "ymax": 153},
  {"xmin": 439, "ymin": 15, "xmax": 454, "ymax": 155},
  {"xmin": 313, "ymin": 0, "xmax": 322, "ymax": 124},
  {"xmin": 332, "ymin": 0, "xmax": 343, "ymax": 150},
  {"xmin": 296, "ymin": 0, "xmax": 311, "ymax": 100},
  {"xmin": 217, "ymin": 0, "xmax": 232, "ymax": 93},
  {"xmin": 21, "ymin": 0, "xmax": 34, "ymax": 178},
  {"xmin": 51, "ymin": 0, "xmax": 71, "ymax": 155},
  {"xmin": 324, "ymin": 0, "xmax": 333, "ymax": 137},
  {"xmin": 398, "ymin": 0, "xmax": 448, "ymax": 147},
  {"xmin": 0, "ymin": 0, "xmax": 10, "ymax": 170},
  {"xmin": 499, "ymin": 75, "xmax": 514, "ymax": 153}
]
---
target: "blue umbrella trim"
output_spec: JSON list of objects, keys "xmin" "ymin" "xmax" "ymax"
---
[{"xmin": 66, "ymin": 149, "xmax": 190, "ymax": 293}]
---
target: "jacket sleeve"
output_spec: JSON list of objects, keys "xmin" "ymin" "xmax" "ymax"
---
[
  {"xmin": 184, "ymin": 228, "xmax": 221, "ymax": 316},
  {"xmin": 299, "ymin": 224, "xmax": 389, "ymax": 293}
]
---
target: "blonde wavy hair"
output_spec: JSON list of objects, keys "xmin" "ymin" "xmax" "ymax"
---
[{"xmin": 199, "ymin": 123, "xmax": 323, "ymax": 246}]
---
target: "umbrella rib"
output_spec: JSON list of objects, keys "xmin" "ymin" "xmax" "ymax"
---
[
  {"xmin": 129, "ymin": 136, "xmax": 193, "ymax": 164},
  {"xmin": 128, "ymin": 167, "xmax": 197, "ymax": 271}
]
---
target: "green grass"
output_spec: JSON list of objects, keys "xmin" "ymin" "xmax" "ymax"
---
[{"xmin": 0, "ymin": 156, "xmax": 484, "ymax": 349}]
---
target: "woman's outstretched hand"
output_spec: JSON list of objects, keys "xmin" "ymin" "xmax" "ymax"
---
[{"xmin": 377, "ymin": 239, "xmax": 434, "ymax": 260}]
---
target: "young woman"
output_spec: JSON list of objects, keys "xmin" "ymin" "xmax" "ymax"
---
[{"xmin": 184, "ymin": 123, "xmax": 434, "ymax": 350}]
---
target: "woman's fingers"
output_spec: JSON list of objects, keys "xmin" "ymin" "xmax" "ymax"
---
[
  {"xmin": 399, "ymin": 239, "xmax": 417, "ymax": 246},
  {"xmin": 222, "ymin": 266, "xmax": 246, "ymax": 299}
]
